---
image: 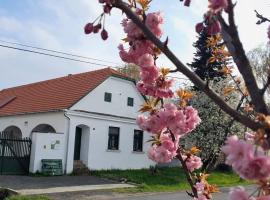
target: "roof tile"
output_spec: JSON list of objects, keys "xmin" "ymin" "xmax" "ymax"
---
[{"xmin": 0, "ymin": 68, "xmax": 131, "ymax": 117}]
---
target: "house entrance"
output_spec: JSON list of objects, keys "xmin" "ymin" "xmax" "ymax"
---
[{"xmin": 73, "ymin": 127, "xmax": 82, "ymax": 160}]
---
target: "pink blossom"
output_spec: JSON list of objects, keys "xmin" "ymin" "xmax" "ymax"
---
[
  {"xmin": 208, "ymin": 0, "xmax": 228, "ymax": 13},
  {"xmin": 206, "ymin": 20, "xmax": 221, "ymax": 35},
  {"xmin": 118, "ymin": 40, "xmax": 156, "ymax": 65},
  {"xmin": 138, "ymin": 54, "xmax": 155, "ymax": 68},
  {"xmin": 140, "ymin": 66, "xmax": 159, "ymax": 85},
  {"xmin": 160, "ymin": 134, "xmax": 177, "ymax": 152},
  {"xmin": 148, "ymin": 145, "xmax": 176, "ymax": 163},
  {"xmin": 183, "ymin": 155, "xmax": 202, "ymax": 172},
  {"xmin": 238, "ymin": 155, "xmax": 270, "ymax": 180},
  {"xmin": 228, "ymin": 187, "xmax": 251, "ymax": 200},
  {"xmin": 222, "ymin": 135, "xmax": 253, "ymax": 166},
  {"xmin": 146, "ymin": 12, "xmax": 164, "ymax": 38},
  {"xmin": 122, "ymin": 18, "xmax": 143, "ymax": 39},
  {"xmin": 194, "ymin": 182, "xmax": 205, "ymax": 193}
]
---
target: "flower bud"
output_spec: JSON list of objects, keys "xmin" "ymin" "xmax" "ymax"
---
[
  {"xmin": 101, "ymin": 29, "xmax": 108, "ymax": 40},
  {"xmin": 103, "ymin": 4, "xmax": 112, "ymax": 14},
  {"xmin": 93, "ymin": 24, "xmax": 102, "ymax": 33},
  {"xmin": 84, "ymin": 23, "xmax": 94, "ymax": 34},
  {"xmin": 184, "ymin": 0, "xmax": 191, "ymax": 7},
  {"xmin": 195, "ymin": 22, "xmax": 204, "ymax": 33}
]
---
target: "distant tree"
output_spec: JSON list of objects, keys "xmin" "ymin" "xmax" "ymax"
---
[
  {"xmin": 188, "ymin": 25, "xmax": 227, "ymax": 82},
  {"xmin": 117, "ymin": 64, "xmax": 141, "ymax": 81},
  {"xmin": 184, "ymin": 78, "xmax": 246, "ymax": 172},
  {"xmin": 248, "ymin": 44, "xmax": 270, "ymax": 99}
]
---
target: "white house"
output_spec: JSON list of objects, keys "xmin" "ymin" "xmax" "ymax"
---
[{"xmin": 0, "ymin": 68, "xmax": 155, "ymax": 174}]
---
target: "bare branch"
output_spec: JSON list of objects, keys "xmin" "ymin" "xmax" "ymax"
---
[
  {"xmin": 218, "ymin": 2, "xmax": 269, "ymax": 115},
  {"xmin": 255, "ymin": 10, "xmax": 270, "ymax": 25},
  {"xmin": 113, "ymin": 0, "xmax": 262, "ymax": 130}
]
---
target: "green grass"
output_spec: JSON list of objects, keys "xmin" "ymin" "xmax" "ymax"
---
[
  {"xmin": 6, "ymin": 195, "xmax": 51, "ymax": 200},
  {"xmin": 91, "ymin": 167, "xmax": 250, "ymax": 193}
]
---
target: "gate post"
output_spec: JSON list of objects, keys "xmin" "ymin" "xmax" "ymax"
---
[{"xmin": 0, "ymin": 140, "xmax": 6, "ymax": 175}]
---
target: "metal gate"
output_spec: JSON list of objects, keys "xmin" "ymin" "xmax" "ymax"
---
[{"xmin": 0, "ymin": 132, "xmax": 31, "ymax": 175}]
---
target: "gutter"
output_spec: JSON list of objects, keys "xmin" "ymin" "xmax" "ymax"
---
[{"xmin": 63, "ymin": 109, "xmax": 71, "ymax": 174}]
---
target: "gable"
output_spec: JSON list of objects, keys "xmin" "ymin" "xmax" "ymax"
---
[{"xmin": 70, "ymin": 77, "xmax": 145, "ymax": 118}]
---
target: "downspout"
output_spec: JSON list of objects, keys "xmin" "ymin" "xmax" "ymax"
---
[{"xmin": 63, "ymin": 109, "xmax": 70, "ymax": 174}]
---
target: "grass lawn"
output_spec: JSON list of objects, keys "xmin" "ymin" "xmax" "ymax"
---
[
  {"xmin": 91, "ymin": 167, "xmax": 250, "ymax": 193},
  {"xmin": 6, "ymin": 195, "xmax": 51, "ymax": 200}
]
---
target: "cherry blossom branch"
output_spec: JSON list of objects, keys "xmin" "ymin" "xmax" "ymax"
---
[
  {"xmin": 113, "ymin": 0, "xmax": 262, "ymax": 131},
  {"xmin": 218, "ymin": 0, "xmax": 269, "ymax": 115},
  {"xmin": 176, "ymin": 149, "xmax": 198, "ymax": 198}
]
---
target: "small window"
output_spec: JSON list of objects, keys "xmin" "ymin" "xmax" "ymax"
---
[
  {"xmin": 108, "ymin": 127, "xmax": 120, "ymax": 150},
  {"xmin": 104, "ymin": 92, "xmax": 112, "ymax": 102},
  {"xmin": 127, "ymin": 97, "xmax": 134, "ymax": 107},
  {"xmin": 133, "ymin": 130, "xmax": 143, "ymax": 152}
]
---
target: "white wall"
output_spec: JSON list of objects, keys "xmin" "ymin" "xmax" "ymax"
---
[
  {"xmin": 71, "ymin": 77, "xmax": 144, "ymax": 119},
  {"xmin": 65, "ymin": 112, "xmax": 155, "ymax": 173},
  {"xmin": 29, "ymin": 132, "xmax": 66, "ymax": 173},
  {"xmin": 0, "ymin": 112, "xmax": 66, "ymax": 138}
]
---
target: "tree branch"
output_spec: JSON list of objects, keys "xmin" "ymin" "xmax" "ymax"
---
[
  {"xmin": 113, "ymin": 0, "xmax": 262, "ymax": 131},
  {"xmin": 176, "ymin": 149, "xmax": 198, "ymax": 198},
  {"xmin": 218, "ymin": 0, "xmax": 269, "ymax": 115},
  {"xmin": 261, "ymin": 76, "xmax": 270, "ymax": 95},
  {"xmin": 255, "ymin": 10, "xmax": 270, "ymax": 25}
]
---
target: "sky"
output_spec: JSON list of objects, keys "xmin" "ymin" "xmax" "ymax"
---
[{"xmin": 0, "ymin": 0, "xmax": 269, "ymax": 89}]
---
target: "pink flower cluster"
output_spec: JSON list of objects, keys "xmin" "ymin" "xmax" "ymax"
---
[
  {"xmin": 119, "ymin": 11, "xmax": 174, "ymax": 98},
  {"xmin": 222, "ymin": 135, "xmax": 270, "ymax": 181},
  {"xmin": 182, "ymin": 154, "xmax": 203, "ymax": 172},
  {"xmin": 137, "ymin": 103, "xmax": 201, "ymax": 163},
  {"xmin": 193, "ymin": 182, "xmax": 208, "ymax": 200},
  {"xmin": 137, "ymin": 103, "xmax": 201, "ymax": 136},
  {"xmin": 194, "ymin": 0, "xmax": 228, "ymax": 36},
  {"xmin": 229, "ymin": 186, "xmax": 270, "ymax": 200},
  {"xmin": 148, "ymin": 133, "xmax": 178, "ymax": 163},
  {"xmin": 208, "ymin": 0, "xmax": 228, "ymax": 13}
]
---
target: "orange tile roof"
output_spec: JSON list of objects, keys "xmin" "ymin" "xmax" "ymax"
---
[{"xmin": 0, "ymin": 68, "xmax": 133, "ymax": 117}]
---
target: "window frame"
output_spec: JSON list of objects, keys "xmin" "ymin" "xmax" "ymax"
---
[
  {"xmin": 104, "ymin": 92, "xmax": 112, "ymax": 102},
  {"xmin": 127, "ymin": 97, "xmax": 134, "ymax": 107},
  {"xmin": 107, "ymin": 126, "xmax": 120, "ymax": 150},
  {"xmin": 133, "ymin": 129, "xmax": 143, "ymax": 152}
]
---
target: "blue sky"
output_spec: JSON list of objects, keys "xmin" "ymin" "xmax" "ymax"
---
[{"xmin": 0, "ymin": 0, "xmax": 269, "ymax": 89}]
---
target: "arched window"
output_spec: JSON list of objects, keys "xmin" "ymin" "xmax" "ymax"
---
[
  {"xmin": 32, "ymin": 124, "xmax": 56, "ymax": 133},
  {"xmin": 3, "ymin": 126, "xmax": 22, "ymax": 139}
]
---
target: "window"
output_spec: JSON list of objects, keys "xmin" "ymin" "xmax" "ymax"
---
[
  {"xmin": 108, "ymin": 127, "xmax": 120, "ymax": 150},
  {"xmin": 127, "ymin": 97, "xmax": 134, "ymax": 107},
  {"xmin": 133, "ymin": 130, "xmax": 143, "ymax": 152},
  {"xmin": 104, "ymin": 92, "xmax": 112, "ymax": 102}
]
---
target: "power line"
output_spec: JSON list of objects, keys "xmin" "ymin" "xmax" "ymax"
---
[
  {"xmin": 0, "ymin": 44, "xmax": 120, "ymax": 68},
  {"xmin": 0, "ymin": 42, "xmax": 191, "ymax": 82},
  {"xmin": 0, "ymin": 39, "xmax": 123, "ymax": 66}
]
